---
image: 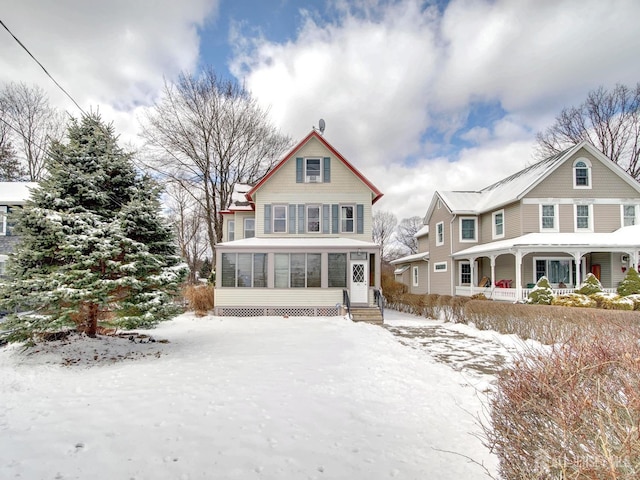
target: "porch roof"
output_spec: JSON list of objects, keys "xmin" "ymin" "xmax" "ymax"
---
[
  {"xmin": 216, "ymin": 237, "xmax": 379, "ymax": 250},
  {"xmin": 393, "ymin": 265, "xmax": 410, "ymax": 275},
  {"xmin": 390, "ymin": 251, "xmax": 430, "ymax": 264},
  {"xmin": 453, "ymin": 225, "xmax": 640, "ymax": 258}
]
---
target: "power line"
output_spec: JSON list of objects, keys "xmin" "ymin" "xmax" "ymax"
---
[{"xmin": 0, "ymin": 17, "xmax": 87, "ymax": 116}]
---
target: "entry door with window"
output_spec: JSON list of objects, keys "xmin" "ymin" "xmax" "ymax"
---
[{"xmin": 350, "ymin": 260, "xmax": 368, "ymax": 304}]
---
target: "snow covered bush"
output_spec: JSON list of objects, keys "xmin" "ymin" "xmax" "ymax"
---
[
  {"xmin": 484, "ymin": 327, "xmax": 640, "ymax": 479},
  {"xmin": 617, "ymin": 267, "xmax": 640, "ymax": 296},
  {"xmin": 526, "ymin": 276, "xmax": 553, "ymax": 305},
  {"xmin": 551, "ymin": 293, "xmax": 596, "ymax": 308},
  {"xmin": 590, "ymin": 292, "xmax": 634, "ymax": 311},
  {"xmin": 575, "ymin": 272, "xmax": 603, "ymax": 295},
  {"xmin": 0, "ymin": 114, "xmax": 188, "ymax": 343},
  {"xmin": 626, "ymin": 294, "xmax": 640, "ymax": 311}
]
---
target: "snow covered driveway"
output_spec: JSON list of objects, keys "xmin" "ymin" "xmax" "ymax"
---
[{"xmin": 1, "ymin": 313, "xmax": 499, "ymax": 479}]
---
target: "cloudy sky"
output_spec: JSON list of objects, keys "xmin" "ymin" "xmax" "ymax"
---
[{"xmin": 1, "ymin": 0, "xmax": 639, "ymax": 220}]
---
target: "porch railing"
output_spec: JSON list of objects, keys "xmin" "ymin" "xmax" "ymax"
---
[
  {"xmin": 342, "ymin": 289, "xmax": 352, "ymax": 320},
  {"xmin": 373, "ymin": 287, "xmax": 385, "ymax": 319},
  {"xmin": 455, "ymin": 286, "xmax": 618, "ymax": 302}
]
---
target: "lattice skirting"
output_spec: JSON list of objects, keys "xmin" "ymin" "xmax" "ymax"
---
[{"xmin": 214, "ymin": 306, "xmax": 342, "ymax": 317}]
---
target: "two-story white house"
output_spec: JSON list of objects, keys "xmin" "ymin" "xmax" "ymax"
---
[
  {"xmin": 0, "ymin": 182, "xmax": 36, "ymax": 277},
  {"xmin": 214, "ymin": 130, "xmax": 384, "ymax": 317},
  {"xmin": 393, "ymin": 142, "xmax": 640, "ymax": 301}
]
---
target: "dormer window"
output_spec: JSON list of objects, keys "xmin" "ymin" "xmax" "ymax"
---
[
  {"xmin": 573, "ymin": 158, "xmax": 591, "ymax": 189},
  {"xmin": 305, "ymin": 158, "xmax": 321, "ymax": 183}
]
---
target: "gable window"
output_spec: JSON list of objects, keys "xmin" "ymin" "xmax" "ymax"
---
[
  {"xmin": 459, "ymin": 217, "xmax": 477, "ymax": 242},
  {"xmin": 492, "ymin": 210, "xmax": 504, "ymax": 239},
  {"xmin": 305, "ymin": 158, "xmax": 321, "ymax": 183},
  {"xmin": 0, "ymin": 206, "xmax": 6, "ymax": 235},
  {"xmin": 341, "ymin": 205, "xmax": 354, "ymax": 233},
  {"xmin": 273, "ymin": 205, "xmax": 287, "ymax": 233},
  {"xmin": 244, "ymin": 218, "xmax": 255, "ymax": 238},
  {"xmin": 575, "ymin": 204, "xmax": 592, "ymax": 231},
  {"xmin": 434, "ymin": 261, "xmax": 447, "ymax": 272},
  {"xmin": 573, "ymin": 158, "xmax": 591, "ymax": 188},
  {"xmin": 307, "ymin": 205, "xmax": 321, "ymax": 232},
  {"xmin": 436, "ymin": 222, "xmax": 444, "ymax": 246},
  {"xmin": 623, "ymin": 205, "xmax": 638, "ymax": 226},
  {"xmin": 412, "ymin": 266, "xmax": 419, "ymax": 287},
  {"xmin": 227, "ymin": 220, "xmax": 235, "ymax": 241},
  {"xmin": 540, "ymin": 204, "xmax": 558, "ymax": 231}
]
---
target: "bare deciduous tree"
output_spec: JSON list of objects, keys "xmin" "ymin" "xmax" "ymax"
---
[
  {"xmin": 0, "ymin": 119, "xmax": 25, "ymax": 181},
  {"xmin": 372, "ymin": 210, "xmax": 397, "ymax": 260},
  {"xmin": 395, "ymin": 216, "xmax": 423, "ymax": 255},
  {"xmin": 536, "ymin": 83, "xmax": 640, "ymax": 180},
  {"xmin": 140, "ymin": 68, "xmax": 293, "ymax": 254},
  {"xmin": 0, "ymin": 82, "xmax": 65, "ymax": 180},
  {"xmin": 165, "ymin": 181, "xmax": 209, "ymax": 284}
]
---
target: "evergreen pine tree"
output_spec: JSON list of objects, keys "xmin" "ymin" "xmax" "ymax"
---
[
  {"xmin": 617, "ymin": 267, "xmax": 640, "ymax": 296},
  {"xmin": 0, "ymin": 114, "xmax": 187, "ymax": 343},
  {"xmin": 199, "ymin": 258, "xmax": 212, "ymax": 281},
  {"xmin": 527, "ymin": 276, "xmax": 554, "ymax": 305}
]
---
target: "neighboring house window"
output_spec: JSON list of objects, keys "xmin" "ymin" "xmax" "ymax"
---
[
  {"xmin": 459, "ymin": 217, "xmax": 477, "ymax": 242},
  {"xmin": 220, "ymin": 253, "xmax": 268, "ymax": 287},
  {"xmin": 275, "ymin": 253, "xmax": 322, "ymax": 288},
  {"xmin": 575, "ymin": 204, "xmax": 592, "ymax": 231},
  {"xmin": 244, "ymin": 218, "xmax": 255, "ymax": 238},
  {"xmin": 227, "ymin": 220, "xmax": 235, "ymax": 241},
  {"xmin": 622, "ymin": 205, "xmax": 638, "ymax": 226},
  {"xmin": 460, "ymin": 262, "xmax": 471, "ymax": 285},
  {"xmin": 434, "ymin": 261, "xmax": 447, "ymax": 272},
  {"xmin": 0, "ymin": 206, "xmax": 6, "ymax": 235},
  {"xmin": 436, "ymin": 222, "xmax": 444, "ymax": 246},
  {"xmin": 328, "ymin": 253, "xmax": 347, "ymax": 287},
  {"xmin": 540, "ymin": 204, "xmax": 558, "ymax": 231},
  {"xmin": 305, "ymin": 158, "xmax": 322, "ymax": 183},
  {"xmin": 0, "ymin": 256, "xmax": 5, "ymax": 276},
  {"xmin": 492, "ymin": 210, "xmax": 504, "ymax": 239},
  {"xmin": 307, "ymin": 205, "xmax": 321, "ymax": 233},
  {"xmin": 535, "ymin": 258, "xmax": 571, "ymax": 286},
  {"xmin": 273, "ymin": 205, "xmax": 287, "ymax": 233},
  {"xmin": 341, "ymin": 205, "xmax": 354, "ymax": 233},
  {"xmin": 573, "ymin": 158, "xmax": 591, "ymax": 188},
  {"xmin": 412, "ymin": 266, "xmax": 419, "ymax": 287}
]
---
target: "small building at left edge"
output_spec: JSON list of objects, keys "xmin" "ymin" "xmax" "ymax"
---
[
  {"xmin": 214, "ymin": 130, "xmax": 384, "ymax": 317},
  {"xmin": 0, "ymin": 182, "xmax": 37, "ymax": 277}
]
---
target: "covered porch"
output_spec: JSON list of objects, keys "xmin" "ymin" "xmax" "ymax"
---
[{"xmin": 452, "ymin": 227, "xmax": 640, "ymax": 302}]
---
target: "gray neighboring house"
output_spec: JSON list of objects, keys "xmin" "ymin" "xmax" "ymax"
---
[
  {"xmin": 0, "ymin": 182, "xmax": 37, "ymax": 277},
  {"xmin": 390, "ymin": 225, "xmax": 429, "ymax": 294}
]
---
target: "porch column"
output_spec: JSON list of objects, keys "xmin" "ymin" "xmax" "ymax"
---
[
  {"xmin": 572, "ymin": 251, "xmax": 584, "ymax": 286},
  {"xmin": 515, "ymin": 251, "xmax": 523, "ymax": 301},
  {"xmin": 490, "ymin": 256, "xmax": 496, "ymax": 296},
  {"xmin": 469, "ymin": 256, "xmax": 476, "ymax": 297}
]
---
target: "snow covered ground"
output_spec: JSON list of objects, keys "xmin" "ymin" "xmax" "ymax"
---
[{"xmin": 0, "ymin": 310, "xmax": 515, "ymax": 479}]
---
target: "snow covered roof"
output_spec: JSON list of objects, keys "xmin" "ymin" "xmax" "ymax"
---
[
  {"xmin": 453, "ymin": 225, "xmax": 640, "ymax": 258},
  {"xmin": 393, "ymin": 265, "xmax": 410, "ymax": 275},
  {"xmin": 0, "ymin": 182, "xmax": 37, "ymax": 204},
  {"xmin": 414, "ymin": 225, "xmax": 429, "ymax": 238},
  {"xmin": 216, "ymin": 237, "xmax": 379, "ymax": 249},
  {"xmin": 222, "ymin": 183, "xmax": 255, "ymax": 213},
  {"xmin": 427, "ymin": 142, "xmax": 640, "ymax": 219},
  {"xmin": 390, "ymin": 251, "xmax": 430, "ymax": 264}
]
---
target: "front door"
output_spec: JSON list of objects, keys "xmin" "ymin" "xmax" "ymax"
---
[{"xmin": 350, "ymin": 260, "xmax": 368, "ymax": 304}]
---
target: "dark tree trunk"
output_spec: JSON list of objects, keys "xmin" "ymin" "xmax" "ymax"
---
[{"xmin": 86, "ymin": 303, "xmax": 98, "ymax": 338}]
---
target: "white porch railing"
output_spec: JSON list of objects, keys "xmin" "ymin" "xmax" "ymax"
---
[{"xmin": 455, "ymin": 286, "xmax": 618, "ymax": 302}]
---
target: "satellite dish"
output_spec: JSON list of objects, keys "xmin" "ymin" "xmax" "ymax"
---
[{"xmin": 318, "ymin": 118, "xmax": 325, "ymax": 134}]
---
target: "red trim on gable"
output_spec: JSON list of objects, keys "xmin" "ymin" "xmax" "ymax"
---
[{"xmin": 245, "ymin": 130, "xmax": 384, "ymax": 204}]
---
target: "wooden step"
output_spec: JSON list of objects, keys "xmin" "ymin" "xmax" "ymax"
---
[{"xmin": 350, "ymin": 307, "xmax": 384, "ymax": 325}]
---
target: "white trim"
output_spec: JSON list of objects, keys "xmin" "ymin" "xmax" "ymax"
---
[
  {"xmin": 574, "ymin": 203, "xmax": 593, "ymax": 232},
  {"xmin": 492, "ymin": 209, "xmax": 505, "ymax": 240},
  {"xmin": 524, "ymin": 197, "xmax": 640, "ymax": 205},
  {"xmin": 412, "ymin": 265, "xmax": 419, "ymax": 287},
  {"xmin": 459, "ymin": 217, "xmax": 477, "ymax": 243},
  {"xmin": 573, "ymin": 157, "xmax": 592, "ymax": 189},
  {"xmin": 435, "ymin": 221, "xmax": 444, "ymax": 246},
  {"xmin": 539, "ymin": 204, "xmax": 559, "ymax": 232},
  {"xmin": 434, "ymin": 261, "xmax": 447, "ymax": 272},
  {"xmin": 0, "ymin": 205, "xmax": 6, "ymax": 236}
]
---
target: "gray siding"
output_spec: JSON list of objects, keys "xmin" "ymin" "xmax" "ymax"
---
[{"xmin": 428, "ymin": 197, "xmax": 454, "ymax": 295}]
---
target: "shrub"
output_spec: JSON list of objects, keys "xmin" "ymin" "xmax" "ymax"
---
[
  {"xmin": 484, "ymin": 328, "xmax": 640, "ymax": 479},
  {"xmin": 183, "ymin": 284, "xmax": 214, "ymax": 316},
  {"xmin": 381, "ymin": 275, "xmax": 407, "ymax": 303},
  {"xmin": 436, "ymin": 295, "xmax": 453, "ymax": 322},
  {"xmin": 423, "ymin": 294, "xmax": 440, "ymax": 319},
  {"xmin": 627, "ymin": 294, "xmax": 640, "ymax": 311},
  {"xmin": 618, "ymin": 267, "xmax": 640, "ymax": 296},
  {"xmin": 576, "ymin": 272, "xmax": 603, "ymax": 295},
  {"xmin": 590, "ymin": 292, "xmax": 635, "ymax": 311},
  {"xmin": 470, "ymin": 293, "xmax": 488, "ymax": 300},
  {"xmin": 551, "ymin": 293, "xmax": 596, "ymax": 308},
  {"xmin": 449, "ymin": 296, "xmax": 470, "ymax": 323},
  {"xmin": 527, "ymin": 276, "xmax": 553, "ymax": 305}
]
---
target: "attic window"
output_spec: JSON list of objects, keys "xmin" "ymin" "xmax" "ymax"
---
[
  {"xmin": 305, "ymin": 158, "xmax": 321, "ymax": 183},
  {"xmin": 573, "ymin": 158, "xmax": 591, "ymax": 189}
]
